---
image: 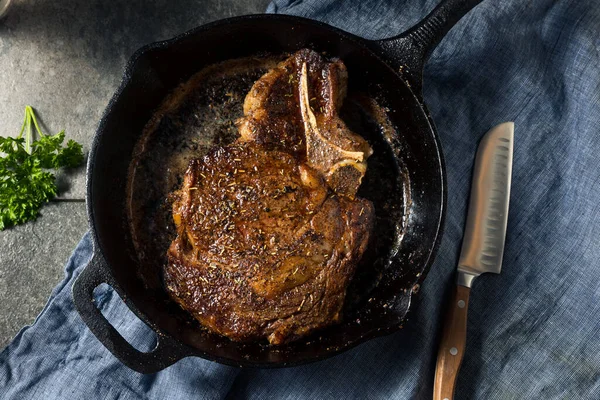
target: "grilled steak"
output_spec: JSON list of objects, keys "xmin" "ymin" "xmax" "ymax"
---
[{"xmin": 165, "ymin": 49, "xmax": 375, "ymax": 344}]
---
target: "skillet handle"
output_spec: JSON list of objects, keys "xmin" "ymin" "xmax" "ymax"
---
[
  {"xmin": 72, "ymin": 252, "xmax": 190, "ymax": 374},
  {"xmin": 369, "ymin": 0, "xmax": 483, "ymax": 96}
]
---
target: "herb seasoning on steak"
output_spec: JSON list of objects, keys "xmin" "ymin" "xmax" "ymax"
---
[{"xmin": 165, "ymin": 49, "xmax": 375, "ymax": 344}]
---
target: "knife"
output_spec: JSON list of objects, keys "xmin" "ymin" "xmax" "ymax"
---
[{"xmin": 433, "ymin": 122, "xmax": 514, "ymax": 400}]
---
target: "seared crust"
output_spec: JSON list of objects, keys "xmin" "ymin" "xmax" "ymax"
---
[{"xmin": 165, "ymin": 50, "xmax": 375, "ymax": 344}]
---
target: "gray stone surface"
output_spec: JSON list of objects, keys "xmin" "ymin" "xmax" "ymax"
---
[
  {"xmin": 0, "ymin": 0, "xmax": 270, "ymax": 348},
  {"xmin": 0, "ymin": 201, "xmax": 87, "ymax": 348}
]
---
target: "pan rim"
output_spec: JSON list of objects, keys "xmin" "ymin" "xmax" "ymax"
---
[{"xmin": 83, "ymin": 13, "xmax": 447, "ymax": 368}]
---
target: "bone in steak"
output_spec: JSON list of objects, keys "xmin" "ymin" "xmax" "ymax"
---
[{"xmin": 165, "ymin": 49, "xmax": 375, "ymax": 344}]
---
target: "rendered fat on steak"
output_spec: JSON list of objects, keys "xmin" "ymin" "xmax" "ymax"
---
[{"xmin": 165, "ymin": 49, "xmax": 375, "ymax": 344}]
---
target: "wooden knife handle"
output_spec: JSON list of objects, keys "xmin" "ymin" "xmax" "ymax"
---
[{"xmin": 433, "ymin": 284, "xmax": 471, "ymax": 400}]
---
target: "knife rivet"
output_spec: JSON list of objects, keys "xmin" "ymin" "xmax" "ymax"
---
[
  {"xmin": 450, "ymin": 347, "xmax": 458, "ymax": 356},
  {"xmin": 457, "ymin": 300, "xmax": 465, "ymax": 309}
]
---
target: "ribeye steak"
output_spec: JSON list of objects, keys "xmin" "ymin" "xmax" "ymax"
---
[{"xmin": 165, "ymin": 49, "xmax": 375, "ymax": 344}]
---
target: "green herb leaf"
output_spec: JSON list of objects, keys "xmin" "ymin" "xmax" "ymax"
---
[{"xmin": 0, "ymin": 106, "xmax": 85, "ymax": 230}]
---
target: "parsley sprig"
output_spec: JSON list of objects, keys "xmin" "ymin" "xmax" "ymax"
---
[{"xmin": 0, "ymin": 106, "xmax": 84, "ymax": 230}]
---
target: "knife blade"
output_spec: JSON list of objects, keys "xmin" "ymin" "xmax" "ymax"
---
[
  {"xmin": 433, "ymin": 122, "xmax": 514, "ymax": 400},
  {"xmin": 457, "ymin": 121, "xmax": 514, "ymax": 286}
]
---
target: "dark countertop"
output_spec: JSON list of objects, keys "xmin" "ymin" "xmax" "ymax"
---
[{"xmin": 0, "ymin": 0, "xmax": 270, "ymax": 348}]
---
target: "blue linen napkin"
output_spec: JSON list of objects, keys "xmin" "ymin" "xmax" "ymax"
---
[{"xmin": 2, "ymin": 0, "xmax": 600, "ymax": 398}]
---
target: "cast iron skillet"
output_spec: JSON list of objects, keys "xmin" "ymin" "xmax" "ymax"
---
[{"xmin": 73, "ymin": 0, "xmax": 482, "ymax": 373}]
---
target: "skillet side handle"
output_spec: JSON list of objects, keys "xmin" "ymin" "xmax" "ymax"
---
[
  {"xmin": 72, "ymin": 252, "xmax": 190, "ymax": 374},
  {"xmin": 369, "ymin": 0, "xmax": 482, "ymax": 97}
]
